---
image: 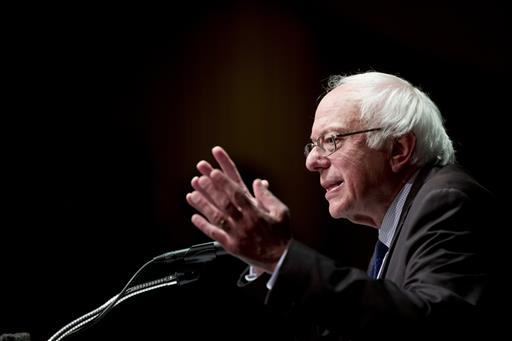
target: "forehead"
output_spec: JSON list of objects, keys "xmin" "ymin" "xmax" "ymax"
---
[{"xmin": 311, "ymin": 86, "xmax": 360, "ymax": 138}]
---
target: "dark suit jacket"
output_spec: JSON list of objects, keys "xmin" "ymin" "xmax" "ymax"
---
[{"xmin": 257, "ymin": 164, "xmax": 505, "ymax": 340}]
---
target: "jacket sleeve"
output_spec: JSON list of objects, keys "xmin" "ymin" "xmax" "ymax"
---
[{"xmin": 265, "ymin": 180, "xmax": 501, "ymax": 341}]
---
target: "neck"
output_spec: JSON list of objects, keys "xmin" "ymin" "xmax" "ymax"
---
[{"xmin": 373, "ymin": 165, "xmax": 420, "ymax": 227}]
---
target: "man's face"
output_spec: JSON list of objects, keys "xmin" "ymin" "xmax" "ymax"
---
[{"xmin": 305, "ymin": 85, "xmax": 393, "ymax": 227}]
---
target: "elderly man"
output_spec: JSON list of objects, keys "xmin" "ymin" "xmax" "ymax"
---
[{"xmin": 186, "ymin": 72, "xmax": 501, "ymax": 340}]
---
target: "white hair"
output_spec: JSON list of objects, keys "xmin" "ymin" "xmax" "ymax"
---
[{"xmin": 328, "ymin": 72, "xmax": 455, "ymax": 166}]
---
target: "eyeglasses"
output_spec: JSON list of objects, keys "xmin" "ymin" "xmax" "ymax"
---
[{"xmin": 304, "ymin": 128, "xmax": 382, "ymax": 158}]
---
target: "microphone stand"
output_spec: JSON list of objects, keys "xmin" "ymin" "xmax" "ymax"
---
[
  {"xmin": 47, "ymin": 271, "xmax": 201, "ymax": 341},
  {"xmin": 48, "ymin": 241, "xmax": 225, "ymax": 341}
]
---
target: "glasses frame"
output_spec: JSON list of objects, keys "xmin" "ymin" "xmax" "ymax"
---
[{"xmin": 304, "ymin": 127, "xmax": 382, "ymax": 158}]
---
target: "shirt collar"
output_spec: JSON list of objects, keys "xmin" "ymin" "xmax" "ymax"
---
[{"xmin": 378, "ymin": 171, "xmax": 419, "ymax": 247}]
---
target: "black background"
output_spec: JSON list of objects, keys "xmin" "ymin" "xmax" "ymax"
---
[{"xmin": 2, "ymin": 1, "xmax": 509, "ymax": 340}]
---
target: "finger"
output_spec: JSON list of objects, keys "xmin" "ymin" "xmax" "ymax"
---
[
  {"xmin": 210, "ymin": 169, "xmax": 255, "ymax": 210},
  {"xmin": 197, "ymin": 175, "xmax": 243, "ymax": 220},
  {"xmin": 186, "ymin": 191, "xmax": 227, "ymax": 228},
  {"xmin": 190, "ymin": 214, "xmax": 230, "ymax": 245},
  {"xmin": 191, "ymin": 176, "xmax": 217, "ymax": 210},
  {"xmin": 196, "ymin": 160, "xmax": 214, "ymax": 176},
  {"xmin": 253, "ymin": 179, "xmax": 289, "ymax": 219},
  {"xmin": 211, "ymin": 146, "xmax": 249, "ymax": 191},
  {"xmin": 195, "ymin": 158, "xmax": 245, "ymax": 219},
  {"xmin": 252, "ymin": 179, "xmax": 270, "ymax": 213},
  {"xmin": 197, "ymin": 175, "xmax": 229, "ymax": 208}
]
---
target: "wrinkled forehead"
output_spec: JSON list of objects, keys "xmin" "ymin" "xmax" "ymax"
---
[{"xmin": 311, "ymin": 86, "xmax": 361, "ymax": 139}]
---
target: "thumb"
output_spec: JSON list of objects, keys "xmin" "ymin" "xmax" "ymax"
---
[{"xmin": 253, "ymin": 179, "xmax": 288, "ymax": 218}]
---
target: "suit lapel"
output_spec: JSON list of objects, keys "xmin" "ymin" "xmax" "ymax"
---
[{"xmin": 379, "ymin": 165, "xmax": 435, "ymax": 278}]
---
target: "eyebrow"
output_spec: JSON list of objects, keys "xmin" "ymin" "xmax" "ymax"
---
[{"xmin": 310, "ymin": 127, "xmax": 349, "ymax": 141}]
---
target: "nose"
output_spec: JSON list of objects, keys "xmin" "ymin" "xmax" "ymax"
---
[{"xmin": 305, "ymin": 148, "xmax": 330, "ymax": 172}]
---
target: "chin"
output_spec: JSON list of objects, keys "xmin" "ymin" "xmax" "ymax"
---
[{"xmin": 328, "ymin": 203, "xmax": 345, "ymax": 219}]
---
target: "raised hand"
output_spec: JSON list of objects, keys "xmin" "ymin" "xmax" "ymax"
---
[{"xmin": 186, "ymin": 146, "xmax": 291, "ymax": 272}]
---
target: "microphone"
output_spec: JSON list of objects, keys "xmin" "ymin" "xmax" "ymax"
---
[{"xmin": 152, "ymin": 241, "xmax": 227, "ymax": 265}]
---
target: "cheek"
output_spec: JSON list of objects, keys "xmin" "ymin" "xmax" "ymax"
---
[
  {"xmin": 334, "ymin": 151, "xmax": 367, "ymax": 181},
  {"xmin": 345, "ymin": 170, "xmax": 368, "ymax": 199},
  {"xmin": 341, "ymin": 157, "xmax": 380, "ymax": 196}
]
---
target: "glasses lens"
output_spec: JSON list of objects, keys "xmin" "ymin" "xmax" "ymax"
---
[
  {"xmin": 324, "ymin": 136, "xmax": 337, "ymax": 154},
  {"xmin": 304, "ymin": 143, "xmax": 314, "ymax": 157}
]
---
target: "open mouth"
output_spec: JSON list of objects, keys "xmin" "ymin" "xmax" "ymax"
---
[{"xmin": 325, "ymin": 181, "xmax": 343, "ymax": 195}]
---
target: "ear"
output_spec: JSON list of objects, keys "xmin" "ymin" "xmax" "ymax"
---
[{"xmin": 389, "ymin": 132, "xmax": 416, "ymax": 173}]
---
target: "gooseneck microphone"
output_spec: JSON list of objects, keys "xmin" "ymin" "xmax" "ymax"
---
[
  {"xmin": 48, "ymin": 241, "xmax": 228, "ymax": 341},
  {"xmin": 153, "ymin": 241, "xmax": 227, "ymax": 264}
]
